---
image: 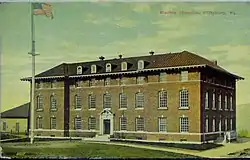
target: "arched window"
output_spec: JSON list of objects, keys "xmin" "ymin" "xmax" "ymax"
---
[
  {"xmin": 36, "ymin": 95, "xmax": 43, "ymax": 110},
  {"xmin": 77, "ymin": 66, "xmax": 82, "ymax": 74},
  {"xmin": 106, "ymin": 63, "xmax": 112, "ymax": 72},
  {"xmin": 103, "ymin": 93, "xmax": 112, "ymax": 109},
  {"xmin": 135, "ymin": 92, "xmax": 144, "ymax": 108},
  {"xmin": 137, "ymin": 60, "xmax": 144, "ymax": 70},
  {"xmin": 121, "ymin": 62, "xmax": 127, "ymax": 71},
  {"xmin": 91, "ymin": 65, "xmax": 97, "ymax": 73},
  {"xmin": 75, "ymin": 94, "xmax": 82, "ymax": 109},
  {"xmin": 179, "ymin": 89, "xmax": 189, "ymax": 108},
  {"xmin": 50, "ymin": 94, "xmax": 57, "ymax": 110},
  {"xmin": 158, "ymin": 90, "xmax": 167, "ymax": 108}
]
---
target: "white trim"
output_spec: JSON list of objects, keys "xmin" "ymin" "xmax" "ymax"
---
[
  {"xmin": 157, "ymin": 107, "xmax": 168, "ymax": 110},
  {"xmin": 33, "ymin": 129, "xmax": 99, "ymax": 132},
  {"xmin": 111, "ymin": 138, "xmax": 203, "ymax": 145},
  {"xmin": 114, "ymin": 131, "xmax": 224, "ymax": 135},
  {"xmin": 135, "ymin": 108, "xmax": 144, "ymax": 110},
  {"xmin": 88, "ymin": 108, "xmax": 96, "ymax": 111}
]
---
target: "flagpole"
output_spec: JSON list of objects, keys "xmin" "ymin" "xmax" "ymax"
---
[{"xmin": 28, "ymin": 2, "xmax": 39, "ymax": 144}]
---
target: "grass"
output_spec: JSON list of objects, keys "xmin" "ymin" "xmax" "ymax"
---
[{"xmin": 2, "ymin": 141, "xmax": 198, "ymax": 158}]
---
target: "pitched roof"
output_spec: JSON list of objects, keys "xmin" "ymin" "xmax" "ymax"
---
[
  {"xmin": 1, "ymin": 103, "xmax": 30, "ymax": 118},
  {"xmin": 21, "ymin": 51, "xmax": 244, "ymax": 80}
]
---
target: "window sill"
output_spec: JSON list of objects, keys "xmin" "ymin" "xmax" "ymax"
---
[
  {"xmin": 89, "ymin": 108, "xmax": 96, "ymax": 111},
  {"xmin": 119, "ymin": 108, "xmax": 127, "ymax": 110},
  {"xmin": 36, "ymin": 109, "xmax": 43, "ymax": 112},
  {"xmin": 178, "ymin": 107, "xmax": 189, "ymax": 110},
  {"xmin": 74, "ymin": 109, "xmax": 82, "ymax": 111},
  {"xmin": 212, "ymin": 108, "xmax": 216, "ymax": 110},
  {"xmin": 50, "ymin": 129, "xmax": 56, "ymax": 130},
  {"xmin": 158, "ymin": 107, "xmax": 168, "ymax": 110},
  {"xmin": 230, "ymin": 109, "xmax": 234, "ymax": 111},
  {"xmin": 205, "ymin": 108, "xmax": 209, "ymax": 110},
  {"xmin": 180, "ymin": 131, "xmax": 189, "ymax": 133},
  {"xmin": 135, "ymin": 131, "xmax": 145, "ymax": 133},
  {"xmin": 135, "ymin": 108, "xmax": 144, "ymax": 110},
  {"xmin": 50, "ymin": 109, "xmax": 57, "ymax": 112},
  {"xmin": 225, "ymin": 109, "xmax": 229, "ymax": 111},
  {"xmin": 219, "ymin": 108, "xmax": 223, "ymax": 111}
]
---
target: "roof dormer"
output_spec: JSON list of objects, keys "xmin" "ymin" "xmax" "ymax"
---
[
  {"xmin": 76, "ymin": 66, "xmax": 82, "ymax": 74},
  {"xmin": 121, "ymin": 62, "xmax": 127, "ymax": 71},
  {"xmin": 91, "ymin": 64, "xmax": 97, "ymax": 74},
  {"xmin": 106, "ymin": 63, "xmax": 112, "ymax": 72},
  {"xmin": 137, "ymin": 60, "xmax": 144, "ymax": 70}
]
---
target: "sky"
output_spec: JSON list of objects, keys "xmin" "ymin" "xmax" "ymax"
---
[{"xmin": 1, "ymin": 2, "xmax": 250, "ymax": 111}]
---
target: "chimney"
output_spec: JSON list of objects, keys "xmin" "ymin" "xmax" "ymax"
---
[
  {"xmin": 212, "ymin": 60, "xmax": 217, "ymax": 65},
  {"xmin": 119, "ymin": 54, "xmax": 122, "ymax": 59},
  {"xmin": 99, "ymin": 56, "xmax": 105, "ymax": 61},
  {"xmin": 149, "ymin": 50, "xmax": 154, "ymax": 55}
]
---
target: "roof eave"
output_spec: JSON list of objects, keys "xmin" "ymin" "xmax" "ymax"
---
[{"xmin": 206, "ymin": 65, "xmax": 244, "ymax": 80}]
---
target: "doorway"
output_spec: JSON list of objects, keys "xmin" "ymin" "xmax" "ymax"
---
[{"xmin": 103, "ymin": 119, "xmax": 110, "ymax": 134}]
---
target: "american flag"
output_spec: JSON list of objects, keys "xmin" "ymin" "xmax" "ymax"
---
[{"xmin": 32, "ymin": 3, "xmax": 54, "ymax": 19}]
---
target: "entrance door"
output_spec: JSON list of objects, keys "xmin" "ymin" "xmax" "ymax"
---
[{"xmin": 103, "ymin": 119, "xmax": 110, "ymax": 134}]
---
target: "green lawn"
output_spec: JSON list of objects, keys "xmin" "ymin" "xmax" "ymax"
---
[{"xmin": 2, "ymin": 141, "xmax": 198, "ymax": 158}]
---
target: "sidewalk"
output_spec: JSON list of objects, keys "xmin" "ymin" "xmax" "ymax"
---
[{"xmin": 89, "ymin": 141, "xmax": 250, "ymax": 158}]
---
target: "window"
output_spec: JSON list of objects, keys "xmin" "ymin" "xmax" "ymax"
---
[
  {"xmin": 50, "ymin": 117, "xmax": 56, "ymax": 129},
  {"xmin": 2, "ymin": 121, "xmax": 6, "ymax": 131},
  {"xmin": 74, "ymin": 117, "xmax": 82, "ymax": 130},
  {"xmin": 104, "ymin": 77, "xmax": 111, "ymax": 86},
  {"xmin": 230, "ymin": 96, "xmax": 233, "ymax": 111},
  {"xmin": 88, "ymin": 94, "xmax": 96, "ymax": 109},
  {"xmin": 159, "ymin": 72, "xmax": 167, "ymax": 82},
  {"xmin": 158, "ymin": 117, "xmax": 167, "ymax": 132},
  {"xmin": 103, "ymin": 93, "xmax": 112, "ymax": 109},
  {"xmin": 36, "ymin": 95, "xmax": 43, "ymax": 110},
  {"xmin": 205, "ymin": 117, "xmax": 209, "ymax": 133},
  {"xmin": 120, "ymin": 117, "xmax": 127, "ymax": 131},
  {"xmin": 88, "ymin": 117, "xmax": 96, "ymax": 130},
  {"xmin": 159, "ymin": 90, "xmax": 167, "ymax": 108},
  {"xmin": 205, "ymin": 91, "xmax": 209, "ymax": 109},
  {"xmin": 89, "ymin": 78, "xmax": 95, "ymax": 87},
  {"xmin": 230, "ymin": 118, "xmax": 233, "ymax": 130},
  {"xmin": 180, "ymin": 117, "xmax": 189, "ymax": 132},
  {"xmin": 15, "ymin": 122, "xmax": 20, "ymax": 133},
  {"xmin": 36, "ymin": 117, "xmax": 42, "ymax": 129},
  {"xmin": 225, "ymin": 95, "xmax": 228, "ymax": 110},
  {"xmin": 135, "ymin": 92, "xmax": 144, "ymax": 108},
  {"xmin": 136, "ymin": 117, "xmax": 144, "ymax": 131},
  {"xmin": 137, "ymin": 60, "xmax": 144, "ymax": 70},
  {"xmin": 119, "ymin": 93, "xmax": 127, "ymax": 109},
  {"xmin": 91, "ymin": 65, "xmax": 97, "ymax": 73},
  {"xmin": 179, "ymin": 89, "xmax": 189, "ymax": 109},
  {"xmin": 106, "ymin": 63, "xmax": 112, "ymax": 72},
  {"xmin": 136, "ymin": 76, "xmax": 147, "ymax": 84},
  {"xmin": 212, "ymin": 118, "xmax": 216, "ymax": 132},
  {"xmin": 218, "ymin": 94, "xmax": 222, "ymax": 110},
  {"xmin": 51, "ymin": 80, "xmax": 57, "ymax": 88},
  {"xmin": 219, "ymin": 118, "xmax": 222, "ymax": 132},
  {"xmin": 180, "ymin": 71, "xmax": 188, "ymax": 81},
  {"xmin": 77, "ymin": 66, "xmax": 82, "ymax": 74},
  {"xmin": 212, "ymin": 93, "xmax": 216, "ymax": 110},
  {"xmin": 225, "ymin": 118, "xmax": 228, "ymax": 131},
  {"xmin": 50, "ymin": 95, "xmax": 57, "ymax": 110},
  {"xmin": 121, "ymin": 62, "xmax": 127, "ymax": 71},
  {"xmin": 75, "ymin": 94, "xmax": 82, "ymax": 109}
]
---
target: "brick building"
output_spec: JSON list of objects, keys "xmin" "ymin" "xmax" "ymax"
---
[{"xmin": 21, "ymin": 51, "xmax": 244, "ymax": 143}]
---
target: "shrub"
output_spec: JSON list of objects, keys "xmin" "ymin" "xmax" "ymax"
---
[{"xmin": 238, "ymin": 129, "xmax": 250, "ymax": 138}]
